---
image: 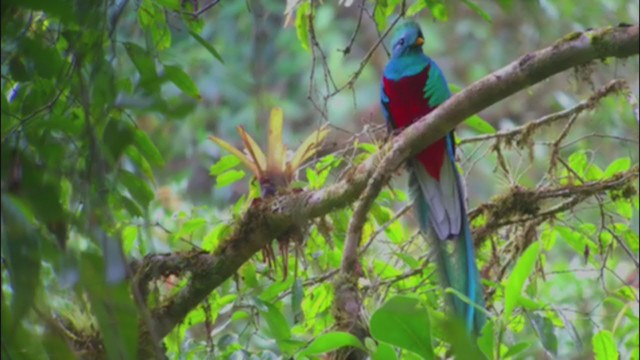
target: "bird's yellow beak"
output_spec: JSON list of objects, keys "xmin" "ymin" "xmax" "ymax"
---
[{"xmin": 415, "ymin": 37, "xmax": 424, "ymax": 46}]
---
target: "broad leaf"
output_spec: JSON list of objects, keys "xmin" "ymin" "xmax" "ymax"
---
[
  {"xmin": 164, "ymin": 64, "xmax": 200, "ymax": 99},
  {"xmin": 370, "ymin": 295, "xmax": 433, "ymax": 359},
  {"xmin": 504, "ymin": 242, "xmax": 540, "ymax": 320},
  {"xmin": 593, "ymin": 330, "xmax": 618, "ymax": 360},
  {"xmin": 215, "ymin": 169, "xmax": 246, "ymax": 188},
  {"xmin": 299, "ymin": 332, "xmax": 365, "ymax": 356},
  {"xmin": 210, "ymin": 155, "xmax": 241, "ymax": 176}
]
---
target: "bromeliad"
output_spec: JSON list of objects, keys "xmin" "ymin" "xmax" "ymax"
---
[
  {"xmin": 209, "ymin": 108, "xmax": 329, "ymax": 197},
  {"xmin": 209, "ymin": 108, "xmax": 329, "ymax": 275},
  {"xmin": 380, "ymin": 21, "xmax": 485, "ymax": 334}
]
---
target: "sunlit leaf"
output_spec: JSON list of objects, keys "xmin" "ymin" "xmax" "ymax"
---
[
  {"xmin": 464, "ymin": 115, "xmax": 496, "ymax": 134},
  {"xmin": 427, "ymin": 0, "xmax": 448, "ymax": 21},
  {"xmin": 593, "ymin": 330, "xmax": 618, "ymax": 360},
  {"xmin": 122, "ymin": 225, "xmax": 139, "ymax": 255},
  {"xmin": 203, "ymin": 223, "xmax": 231, "ymax": 251},
  {"xmin": 215, "ymin": 169, "xmax": 246, "ymax": 188},
  {"xmin": 504, "ymin": 242, "xmax": 540, "ymax": 320},
  {"xmin": 299, "ymin": 332, "xmax": 365, "ymax": 356},
  {"xmin": 295, "ymin": 2, "xmax": 311, "ymax": 52},
  {"xmin": 210, "ymin": 155, "xmax": 241, "ymax": 176},
  {"xmin": 604, "ymin": 157, "xmax": 631, "ymax": 178}
]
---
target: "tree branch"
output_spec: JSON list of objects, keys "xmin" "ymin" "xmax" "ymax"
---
[{"xmin": 135, "ymin": 24, "xmax": 639, "ymax": 346}]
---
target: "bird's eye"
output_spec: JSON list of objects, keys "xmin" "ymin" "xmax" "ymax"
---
[{"xmin": 398, "ymin": 38, "xmax": 405, "ymax": 46}]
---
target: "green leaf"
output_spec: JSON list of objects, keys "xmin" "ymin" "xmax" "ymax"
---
[
  {"xmin": 104, "ymin": 117, "xmax": 135, "ymax": 161},
  {"xmin": 188, "ymin": 30, "xmax": 224, "ymax": 64},
  {"xmin": 215, "ymin": 169, "xmax": 245, "ymax": 188},
  {"xmin": 503, "ymin": 342, "xmax": 531, "ymax": 358},
  {"xmin": 504, "ymin": 242, "xmax": 540, "ymax": 320},
  {"xmin": 427, "ymin": 0, "xmax": 448, "ymax": 21},
  {"xmin": 529, "ymin": 313, "xmax": 557, "ymax": 356},
  {"xmin": 604, "ymin": 157, "xmax": 631, "ymax": 178},
  {"xmin": 164, "ymin": 65, "xmax": 200, "ymax": 99},
  {"xmin": 373, "ymin": 342, "xmax": 397, "ymax": 360},
  {"xmin": 1, "ymin": 196, "xmax": 42, "ymax": 327},
  {"xmin": 462, "ymin": 0, "xmax": 492, "ymax": 23},
  {"xmin": 120, "ymin": 170, "xmax": 155, "ymax": 209},
  {"xmin": 203, "ymin": 223, "xmax": 231, "ymax": 251},
  {"xmin": 138, "ymin": 0, "xmax": 171, "ymax": 50},
  {"xmin": 122, "ymin": 225, "xmax": 139, "ymax": 255},
  {"xmin": 477, "ymin": 321, "xmax": 494, "ymax": 359},
  {"xmin": 175, "ymin": 218, "xmax": 207, "ymax": 239},
  {"xmin": 299, "ymin": 332, "xmax": 366, "ymax": 356},
  {"xmin": 406, "ymin": 1, "xmax": 429, "ymax": 17},
  {"xmin": 370, "ymin": 295, "xmax": 433, "ymax": 359},
  {"xmin": 134, "ymin": 129, "xmax": 164, "ymax": 166},
  {"xmin": 115, "ymin": 193, "xmax": 144, "ymax": 217},
  {"xmin": 593, "ymin": 330, "xmax": 618, "ymax": 360},
  {"xmin": 123, "ymin": 42, "xmax": 159, "ymax": 90},
  {"xmin": 464, "ymin": 115, "xmax": 496, "ymax": 134},
  {"xmin": 295, "ymin": 2, "xmax": 311, "ymax": 52},
  {"xmin": 358, "ymin": 143, "xmax": 378, "ymax": 153},
  {"xmin": 80, "ymin": 253, "xmax": 138, "ymax": 359},
  {"xmin": 568, "ymin": 151, "xmax": 588, "ymax": 179},
  {"xmin": 240, "ymin": 262, "xmax": 258, "ymax": 288},
  {"xmin": 257, "ymin": 300, "xmax": 291, "ymax": 341},
  {"xmin": 442, "ymin": 316, "xmax": 484, "ymax": 359},
  {"xmin": 210, "ymin": 155, "xmax": 241, "ymax": 175}
]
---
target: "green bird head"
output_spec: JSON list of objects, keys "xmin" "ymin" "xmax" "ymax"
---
[{"xmin": 390, "ymin": 21, "xmax": 425, "ymax": 59}]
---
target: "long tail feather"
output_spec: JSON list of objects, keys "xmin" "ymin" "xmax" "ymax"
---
[{"xmin": 409, "ymin": 143, "xmax": 485, "ymax": 334}]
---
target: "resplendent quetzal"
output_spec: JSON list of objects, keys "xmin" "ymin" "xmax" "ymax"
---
[{"xmin": 381, "ymin": 21, "xmax": 485, "ymax": 333}]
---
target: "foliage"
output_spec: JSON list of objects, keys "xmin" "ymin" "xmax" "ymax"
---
[{"xmin": 1, "ymin": 0, "xmax": 638, "ymax": 359}]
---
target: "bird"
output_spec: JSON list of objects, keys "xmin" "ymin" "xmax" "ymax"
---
[{"xmin": 380, "ymin": 21, "xmax": 485, "ymax": 334}]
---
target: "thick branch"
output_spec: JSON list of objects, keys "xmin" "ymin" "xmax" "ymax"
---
[{"xmin": 138, "ymin": 24, "xmax": 639, "ymax": 343}]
